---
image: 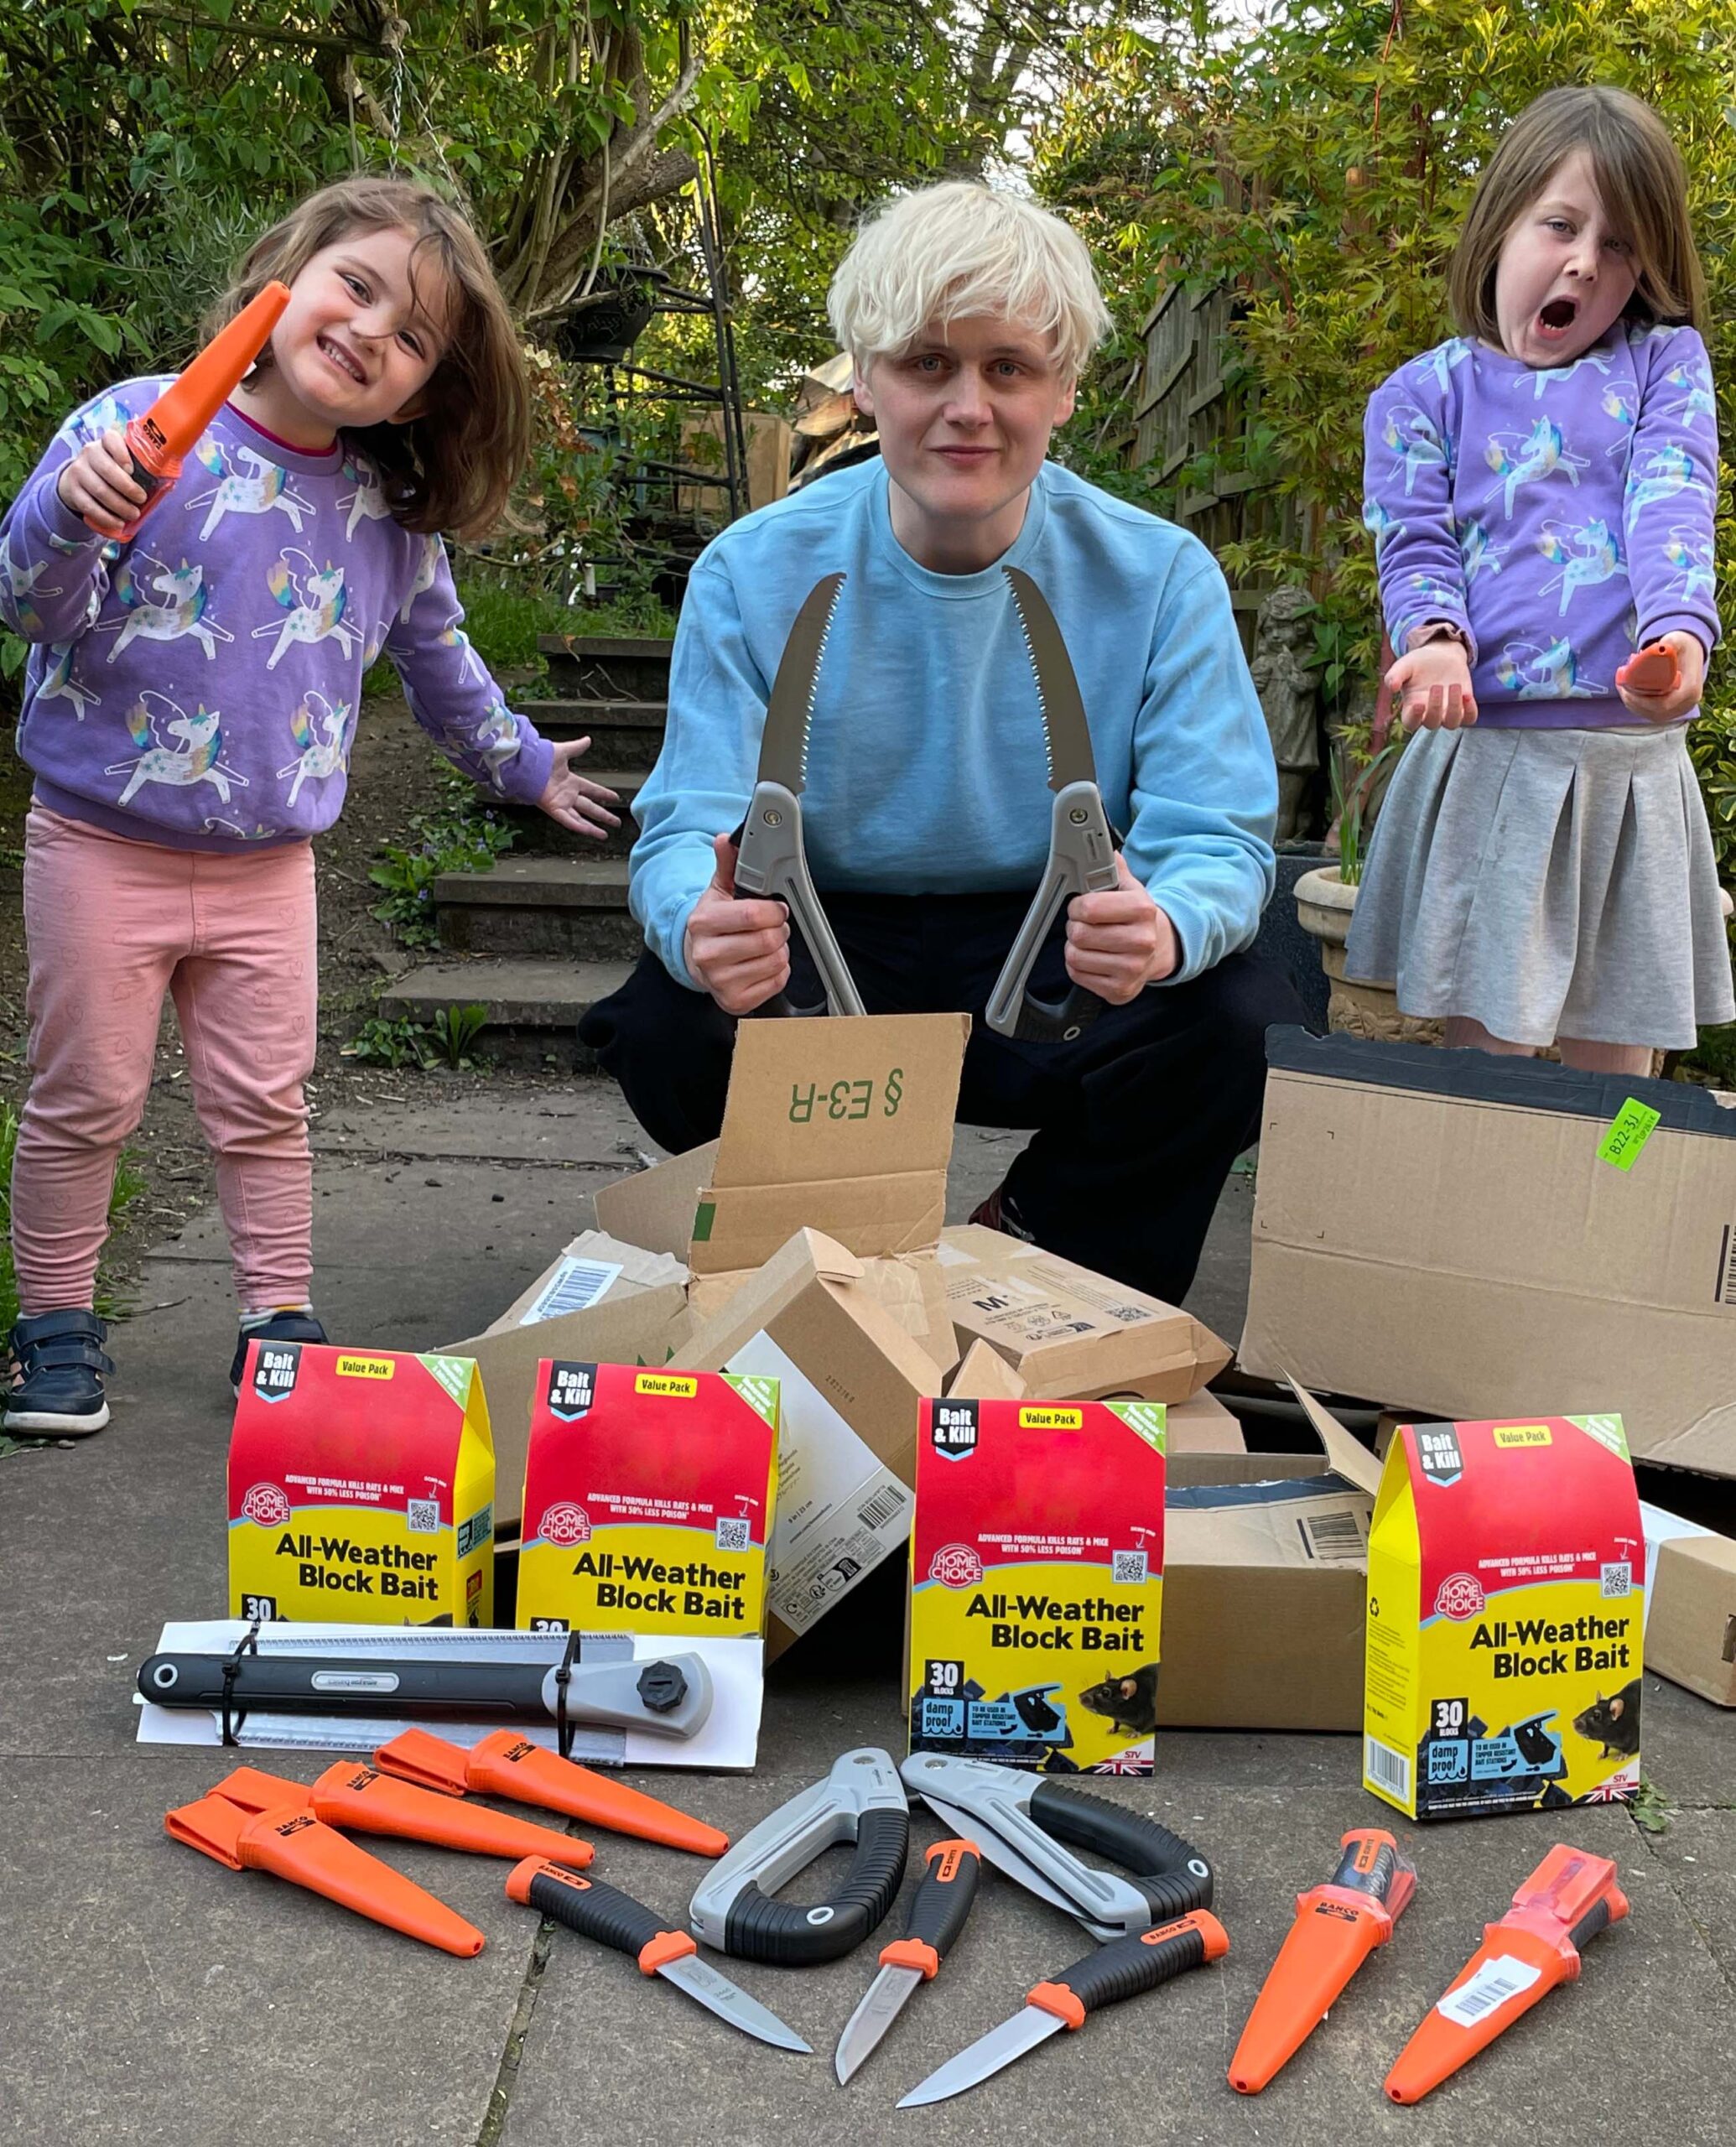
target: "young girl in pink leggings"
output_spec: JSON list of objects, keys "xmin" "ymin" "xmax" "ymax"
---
[{"xmin": 1, "ymin": 177, "xmax": 619, "ymax": 1434}]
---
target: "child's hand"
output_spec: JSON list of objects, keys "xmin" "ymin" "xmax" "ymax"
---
[
  {"xmin": 1617, "ymin": 630, "xmax": 1705, "ymax": 725},
  {"xmin": 1386, "ymin": 636, "xmax": 1478, "ymax": 731},
  {"xmin": 55, "ymin": 428, "xmax": 147, "ymax": 537},
  {"xmin": 538, "ymin": 736, "xmax": 621, "ymax": 839}
]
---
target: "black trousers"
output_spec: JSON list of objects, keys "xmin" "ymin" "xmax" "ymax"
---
[{"xmin": 578, "ymin": 889, "xmax": 1304, "ymax": 1306}]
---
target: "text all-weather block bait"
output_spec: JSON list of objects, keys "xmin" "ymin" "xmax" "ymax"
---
[
  {"xmin": 908, "ymin": 1395, "xmax": 1166, "ymax": 1774},
  {"xmin": 517, "ymin": 1361, "xmax": 779, "ymax": 1637},
  {"xmin": 229, "ymin": 1344, "xmax": 495, "ymax": 1626},
  {"xmin": 1364, "ymin": 1415, "xmax": 1643, "ymax": 1820}
]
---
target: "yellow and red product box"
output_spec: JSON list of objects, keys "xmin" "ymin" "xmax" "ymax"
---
[
  {"xmin": 907, "ymin": 1395, "xmax": 1167, "ymax": 1773},
  {"xmin": 229, "ymin": 1344, "xmax": 495, "ymax": 1625},
  {"xmin": 1364, "ymin": 1413, "xmax": 1643, "ymax": 1821},
  {"xmin": 517, "ymin": 1361, "xmax": 780, "ymax": 1637}
]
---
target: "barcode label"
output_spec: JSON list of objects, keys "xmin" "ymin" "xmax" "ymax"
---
[
  {"xmin": 859, "ymin": 1484, "xmax": 908, "ymax": 1531},
  {"xmin": 407, "ymin": 1498, "xmax": 439, "ymax": 1535},
  {"xmin": 519, "ymin": 1258, "xmax": 624, "ymax": 1325},
  {"xmin": 1112, "ymin": 1549, "xmax": 1148, "ymax": 1584},
  {"xmin": 1301, "ymin": 1510, "xmax": 1367, "ymax": 1563},
  {"xmin": 1365, "ymin": 1736, "xmax": 1411, "ymax": 1802},
  {"xmin": 1717, "ymin": 1224, "xmax": 1736, "ymax": 1307},
  {"xmin": 1436, "ymin": 1954, "xmax": 1542, "ymax": 2027},
  {"xmin": 1600, "ymin": 1560, "xmax": 1632, "ymax": 1599},
  {"xmin": 715, "ymin": 1515, "xmax": 751, "ymax": 1552}
]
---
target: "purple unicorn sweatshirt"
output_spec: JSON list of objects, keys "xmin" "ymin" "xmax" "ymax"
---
[
  {"xmin": 1362, "ymin": 322, "xmax": 1719, "ymax": 727},
  {"xmin": 0, "ymin": 378, "xmax": 554, "ymax": 849}
]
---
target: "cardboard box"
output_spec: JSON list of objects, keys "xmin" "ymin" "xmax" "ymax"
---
[
  {"xmin": 1364, "ymin": 1413, "xmax": 1643, "ymax": 1821},
  {"xmin": 1645, "ymin": 1510, "xmax": 1736, "ymax": 1708},
  {"xmin": 936, "ymin": 1226, "xmax": 1231, "ymax": 1401},
  {"xmin": 1167, "ymin": 1389, "xmax": 1246, "ymax": 1455},
  {"xmin": 229, "ymin": 1344, "xmax": 495, "ymax": 1626},
  {"xmin": 907, "ymin": 1395, "xmax": 1167, "ymax": 1773},
  {"xmin": 517, "ymin": 1361, "xmax": 779, "ymax": 1639},
  {"xmin": 486, "ymin": 1230, "xmax": 688, "ymax": 1334},
  {"xmin": 688, "ymin": 1250, "xmax": 959, "ymax": 1381},
  {"xmin": 445, "ymin": 1284, "xmax": 691, "ymax": 1531},
  {"xmin": 948, "ymin": 1339, "xmax": 1027, "ymax": 1401},
  {"xmin": 1156, "ymin": 1386, "xmax": 1382, "ymax": 1733},
  {"xmin": 1241, "ymin": 1030, "xmax": 1736, "ymax": 1478},
  {"xmin": 683, "ymin": 1229, "xmax": 941, "ymax": 1660}
]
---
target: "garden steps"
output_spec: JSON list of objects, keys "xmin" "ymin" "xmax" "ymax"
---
[
  {"xmin": 431, "ymin": 855, "xmax": 641, "ymax": 959},
  {"xmin": 375, "ymin": 954, "xmax": 635, "ymax": 1068}
]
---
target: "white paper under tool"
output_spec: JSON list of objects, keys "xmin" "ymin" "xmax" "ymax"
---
[{"xmin": 134, "ymin": 1621, "xmax": 763, "ymax": 1769}]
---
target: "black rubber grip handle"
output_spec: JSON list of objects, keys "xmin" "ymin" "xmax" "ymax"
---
[
  {"xmin": 1010, "ymin": 980, "xmax": 1106, "ymax": 1043},
  {"xmin": 1030, "ymin": 1781, "xmax": 1214, "ymax": 1918},
  {"xmin": 1047, "ymin": 1916, "xmax": 1215, "ymax": 2018},
  {"xmin": 1568, "ymin": 1897, "xmax": 1614, "ymax": 1953},
  {"xmin": 138, "ymin": 1651, "xmax": 551, "ymax": 1721},
  {"xmin": 904, "ymin": 1842, "xmax": 980, "ymax": 1962},
  {"xmin": 1331, "ymin": 1835, "xmax": 1401, "ymax": 1904},
  {"xmin": 722, "ymin": 1806, "xmax": 908, "ymax": 1964},
  {"xmin": 528, "ymin": 1866, "xmax": 668, "ymax": 1959}
]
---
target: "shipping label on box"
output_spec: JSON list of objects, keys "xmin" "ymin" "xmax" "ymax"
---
[
  {"xmin": 1364, "ymin": 1413, "xmax": 1644, "ymax": 1821},
  {"xmin": 229, "ymin": 1345, "xmax": 495, "ymax": 1626},
  {"xmin": 517, "ymin": 1361, "xmax": 779, "ymax": 1638},
  {"xmin": 908, "ymin": 1396, "xmax": 1167, "ymax": 1774}
]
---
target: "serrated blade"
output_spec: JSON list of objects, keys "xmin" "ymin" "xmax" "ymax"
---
[
  {"xmin": 834, "ymin": 1962, "xmax": 923, "ymax": 2083},
  {"xmin": 917, "ymin": 1794, "xmax": 1086, "ymax": 1925},
  {"xmin": 897, "ymin": 2004, "xmax": 1063, "ymax": 2107},
  {"xmin": 756, "ymin": 571, "xmax": 845, "ymax": 793},
  {"xmin": 1003, "ymin": 566, "xmax": 1099, "ymax": 791},
  {"xmin": 657, "ymin": 1953, "xmax": 812, "ymax": 2052}
]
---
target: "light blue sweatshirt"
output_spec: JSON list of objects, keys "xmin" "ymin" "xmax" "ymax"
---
[{"xmin": 630, "ymin": 457, "xmax": 1279, "ymax": 990}]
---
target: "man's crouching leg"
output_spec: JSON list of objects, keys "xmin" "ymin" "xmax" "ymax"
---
[
  {"xmin": 985, "ymin": 949, "xmax": 1303, "ymax": 1307},
  {"xmin": 578, "ymin": 952, "xmax": 736, "ymax": 1154}
]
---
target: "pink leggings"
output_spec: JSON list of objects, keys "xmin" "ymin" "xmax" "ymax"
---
[{"xmin": 12, "ymin": 807, "xmax": 319, "ymax": 1313}]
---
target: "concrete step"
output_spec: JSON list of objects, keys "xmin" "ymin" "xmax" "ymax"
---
[
  {"xmin": 525, "ymin": 697, "xmax": 667, "ymax": 767},
  {"xmin": 498, "ymin": 769, "xmax": 644, "ymax": 857},
  {"xmin": 538, "ymin": 633, "xmax": 673, "ymax": 704},
  {"xmin": 376, "ymin": 955, "xmax": 635, "ymax": 1067},
  {"xmin": 432, "ymin": 854, "xmax": 642, "ymax": 959}
]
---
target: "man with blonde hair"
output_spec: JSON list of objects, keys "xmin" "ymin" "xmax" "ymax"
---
[{"xmin": 580, "ymin": 183, "xmax": 1300, "ymax": 1305}]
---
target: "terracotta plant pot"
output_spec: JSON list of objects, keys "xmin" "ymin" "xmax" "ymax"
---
[{"xmin": 1292, "ymin": 865, "xmax": 1443, "ymax": 1045}]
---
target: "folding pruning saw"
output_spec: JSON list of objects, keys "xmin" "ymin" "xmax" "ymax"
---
[
  {"xmin": 730, "ymin": 571, "xmax": 865, "ymax": 1018},
  {"xmin": 900, "ymin": 1751, "xmax": 1213, "ymax": 1941},
  {"xmin": 985, "ymin": 567, "xmax": 1122, "ymax": 1043}
]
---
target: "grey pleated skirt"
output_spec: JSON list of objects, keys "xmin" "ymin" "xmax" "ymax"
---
[{"xmin": 1343, "ymin": 723, "xmax": 1735, "ymax": 1049}]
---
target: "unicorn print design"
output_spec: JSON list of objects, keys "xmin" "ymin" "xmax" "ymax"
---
[
  {"xmin": 186, "ymin": 435, "xmax": 314, "ymax": 541},
  {"xmin": 0, "ymin": 529, "xmax": 62, "ymax": 636},
  {"xmin": 439, "ymin": 623, "xmax": 486, "ymax": 683},
  {"xmin": 1382, "ymin": 406, "xmax": 1448, "ymax": 496},
  {"xmin": 337, "ymin": 459, "xmax": 393, "ymax": 541},
  {"xmin": 1625, "ymin": 445, "xmax": 1698, "ymax": 515},
  {"xmin": 57, "ymin": 391, "xmax": 135, "ymax": 452},
  {"xmin": 38, "ymin": 642, "xmax": 101, "ymax": 720},
  {"xmin": 1599, "ymin": 386, "xmax": 1637, "ymax": 459},
  {"xmin": 1663, "ymin": 527, "xmax": 1715, "ymax": 607},
  {"xmin": 398, "ymin": 534, "xmax": 442, "ymax": 621},
  {"xmin": 1484, "ymin": 418, "xmax": 1590, "ymax": 519},
  {"xmin": 1536, "ymin": 518, "xmax": 1622, "ymax": 616},
  {"xmin": 443, "ymin": 699, "xmax": 523, "ymax": 786},
  {"xmin": 1520, "ymin": 349, "xmax": 1614, "ymax": 399},
  {"xmin": 1494, "ymin": 638, "xmax": 1604, "ymax": 699},
  {"xmin": 1459, "ymin": 520, "xmax": 1503, "ymax": 582},
  {"xmin": 1406, "ymin": 338, "xmax": 1471, "ymax": 396},
  {"xmin": 1363, "ymin": 499, "xmax": 1405, "ymax": 558},
  {"xmin": 252, "ymin": 552, "xmax": 362, "ymax": 670},
  {"xmin": 1661, "ymin": 361, "xmax": 1716, "ymax": 423},
  {"xmin": 96, "ymin": 554, "xmax": 232, "ymax": 664},
  {"xmin": 105, "ymin": 693, "xmax": 248, "ymax": 806},
  {"xmin": 276, "ymin": 692, "xmax": 355, "ymax": 803}
]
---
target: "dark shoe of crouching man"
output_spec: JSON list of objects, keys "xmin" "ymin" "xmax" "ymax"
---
[{"xmin": 579, "ymin": 181, "xmax": 1302, "ymax": 1307}]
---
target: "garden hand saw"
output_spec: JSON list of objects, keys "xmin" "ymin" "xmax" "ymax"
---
[
  {"xmin": 730, "ymin": 570, "xmax": 865, "ymax": 1018},
  {"xmin": 985, "ymin": 567, "xmax": 1121, "ymax": 1042}
]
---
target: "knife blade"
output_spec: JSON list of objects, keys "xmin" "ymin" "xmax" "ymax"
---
[
  {"xmin": 1003, "ymin": 566, "xmax": 1100, "ymax": 791},
  {"xmin": 507, "ymin": 1859, "xmax": 811, "ymax": 2053},
  {"xmin": 834, "ymin": 1838, "xmax": 980, "ymax": 2083},
  {"xmin": 754, "ymin": 570, "xmax": 845, "ymax": 793}
]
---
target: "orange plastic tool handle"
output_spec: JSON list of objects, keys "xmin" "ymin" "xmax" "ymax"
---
[{"xmin": 1616, "ymin": 642, "xmax": 1681, "ymax": 696}]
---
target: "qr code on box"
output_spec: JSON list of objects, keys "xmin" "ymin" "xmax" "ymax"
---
[
  {"xmin": 1112, "ymin": 1548, "xmax": 1147, "ymax": 1584},
  {"xmin": 407, "ymin": 1499, "xmax": 439, "ymax": 1535},
  {"xmin": 1600, "ymin": 1561, "xmax": 1632, "ymax": 1599},
  {"xmin": 715, "ymin": 1515, "xmax": 751, "ymax": 1552}
]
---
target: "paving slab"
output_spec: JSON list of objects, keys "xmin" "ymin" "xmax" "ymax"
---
[{"xmin": 1642, "ymin": 1807, "xmax": 1736, "ymax": 1990}]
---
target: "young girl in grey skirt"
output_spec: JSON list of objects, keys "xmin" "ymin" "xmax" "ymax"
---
[{"xmin": 1347, "ymin": 85, "xmax": 1732, "ymax": 1074}]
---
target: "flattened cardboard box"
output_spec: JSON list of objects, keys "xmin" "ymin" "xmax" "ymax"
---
[
  {"xmin": 937, "ymin": 1225, "xmax": 1230, "ymax": 1401},
  {"xmin": 1241, "ymin": 1031, "xmax": 1736, "ymax": 1478},
  {"xmin": 445, "ymin": 1284, "xmax": 691, "ymax": 1531},
  {"xmin": 946, "ymin": 1340, "xmax": 1245, "ymax": 1452},
  {"xmin": 683, "ymin": 1229, "xmax": 940, "ymax": 1660},
  {"xmin": 486, "ymin": 1229, "xmax": 689, "ymax": 1335}
]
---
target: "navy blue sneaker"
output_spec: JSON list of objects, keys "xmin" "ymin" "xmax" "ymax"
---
[
  {"xmin": 230, "ymin": 1309, "xmax": 328, "ymax": 1396},
  {"xmin": 4, "ymin": 1310, "xmax": 113, "ymax": 1436}
]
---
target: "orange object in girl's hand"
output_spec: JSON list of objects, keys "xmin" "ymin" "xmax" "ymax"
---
[{"xmin": 1616, "ymin": 642, "xmax": 1681, "ymax": 697}]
